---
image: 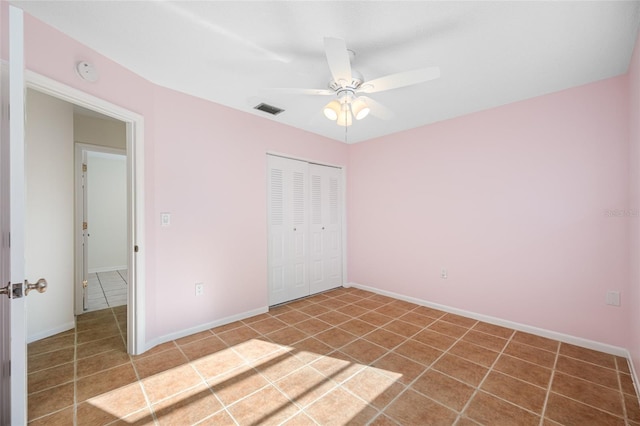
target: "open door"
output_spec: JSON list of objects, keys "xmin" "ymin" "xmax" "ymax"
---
[
  {"xmin": 1, "ymin": 6, "xmax": 27, "ymax": 424},
  {"xmin": 0, "ymin": 2, "xmax": 11, "ymax": 423},
  {"xmin": 0, "ymin": 7, "xmax": 48, "ymax": 424}
]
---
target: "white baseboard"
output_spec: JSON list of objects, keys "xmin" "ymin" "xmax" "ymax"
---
[
  {"xmin": 346, "ymin": 282, "xmax": 629, "ymax": 357},
  {"xmin": 27, "ymin": 321, "xmax": 75, "ymax": 344},
  {"xmin": 143, "ymin": 306, "xmax": 269, "ymax": 353},
  {"xmin": 89, "ymin": 265, "xmax": 127, "ymax": 274}
]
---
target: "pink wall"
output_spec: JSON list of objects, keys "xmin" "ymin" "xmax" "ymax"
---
[
  {"xmin": 348, "ymin": 76, "xmax": 631, "ymax": 347},
  {"xmin": 628, "ymin": 30, "xmax": 640, "ymax": 372},
  {"xmin": 22, "ymin": 14, "xmax": 348, "ymax": 342}
]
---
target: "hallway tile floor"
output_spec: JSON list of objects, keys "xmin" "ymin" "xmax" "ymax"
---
[
  {"xmin": 86, "ymin": 270, "xmax": 127, "ymax": 312},
  {"xmin": 27, "ymin": 287, "xmax": 640, "ymax": 425}
]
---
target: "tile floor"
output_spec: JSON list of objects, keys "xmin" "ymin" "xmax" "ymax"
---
[
  {"xmin": 86, "ymin": 270, "xmax": 127, "ymax": 312},
  {"xmin": 27, "ymin": 287, "xmax": 640, "ymax": 425}
]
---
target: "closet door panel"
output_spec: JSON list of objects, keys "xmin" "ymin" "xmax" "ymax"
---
[
  {"xmin": 268, "ymin": 156, "xmax": 309, "ymax": 305},
  {"xmin": 325, "ymin": 171, "xmax": 342, "ymax": 288},
  {"xmin": 268, "ymin": 164, "xmax": 287, "ymax": 304},
  {"xmin": 309, "ymin": 166, "xmax": 324, "ymax": 292},
  {"xmin": 309, "ymin": 164, "xmax": 343, "ymax": 294},
  {"xmin": 290, "ymin": 167, "xmax": 308, "ymax": 296}
]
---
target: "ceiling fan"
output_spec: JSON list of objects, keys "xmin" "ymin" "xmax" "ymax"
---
[{"xmin": 271, "ymin": 37, "xmax": 441, "ymax": 127}]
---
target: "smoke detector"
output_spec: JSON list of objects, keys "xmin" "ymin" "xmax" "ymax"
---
[{"xmin": 76, "ymin": 61, "xmax": 98, "ymax": 82}]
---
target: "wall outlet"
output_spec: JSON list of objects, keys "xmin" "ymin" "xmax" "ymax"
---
[
  {"xmin": 160, "ymin": 212, "xmax": 171, "ymax": 227},
  {"xmin": 441, "ymin": 268, "xmax": 448, "ymax": 279},
  {"xmin": 195, "ymin": 282, "xmax": 204, "ymax": 296},
  {"xmin": 606, "ymin": 291, "xmax": 620, "ymax": 306}
]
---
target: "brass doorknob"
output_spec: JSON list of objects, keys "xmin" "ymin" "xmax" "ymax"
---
[{"xmin": 25, "ymin": 278, "xmax": 47, "ymax": 295}]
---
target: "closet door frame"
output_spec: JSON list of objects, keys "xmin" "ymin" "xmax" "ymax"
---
[{"xmin": 266, "ymin": 152, "xmax": 347, "ymax": 305}]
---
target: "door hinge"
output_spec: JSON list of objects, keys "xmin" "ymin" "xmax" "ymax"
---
[
  {"xmin": 134, "ymin": 245, "xmax": 139, "ymax": 253},
  {"xmin": 82, "ymin": 280, "xmax": 88, "ymax": 289},
  {"xmin": 82, "ymin": 163, "xmax": 87, "ymax": 172},
  {"xmin": 82, "ymin": 221, "xmax": 88, "ymax": 230}
]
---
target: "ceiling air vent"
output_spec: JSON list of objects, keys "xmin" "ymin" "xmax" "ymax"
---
[{"xmin": 254, "ymin": 103, "xmax": 284, "ymax": 116}]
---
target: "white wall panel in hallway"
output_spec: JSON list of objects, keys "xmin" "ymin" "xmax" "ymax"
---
[
  {"xmin": 25, "ymin": 89, "xmax": 75, "ymax": 342},
  {"xmin": 86, "ymin": 151, "xmax": 127, "ymax": 273}
]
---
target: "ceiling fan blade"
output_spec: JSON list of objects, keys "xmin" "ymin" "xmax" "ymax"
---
[
  {"xmin": 261, "ymin": 88, "xmax": 335, "ymax": 96},
  {"xmin": 358, "ymin": 67, "xmax": 440, "ymax": 94},
  {"xmin": 323, "ymin": 37, "xmax": 352, "ymax": 86},
  {"xmin": 359, "ymin": 96, "xmax": 395, "ymax": 120}
]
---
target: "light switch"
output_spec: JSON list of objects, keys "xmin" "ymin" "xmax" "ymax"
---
[{"xmin": 160, "ymin": 212, "xmax": 171, "ymax": 227}]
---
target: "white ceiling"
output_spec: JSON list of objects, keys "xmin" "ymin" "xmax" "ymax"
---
[{"xmin": 14, "ymin": 1, "xmax": 640, "ymax": 144}]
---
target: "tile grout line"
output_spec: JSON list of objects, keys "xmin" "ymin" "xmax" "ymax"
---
[
  {"xmin": 545, "ymin": 350, "xmax": 633, "ymax": 421},
  {"xmin": 537, "ymin": 340, "xmax": 561, "ymax": 426},
  {"xmin": 175, "ymin": 333, "xmax": 241, "ymax": 426},
  {"xmin": 86, "ymin": 272, "xmax": 107, "ymax": 312},
  {"xmin": 117, "ymin": 269, "xmax": 128, "ymax": 285},
  {"xmin": 270, "ymin": 293, "xmax": 472, "ymax": 424},
  {"xmin": 115, "ymin": 306, "xmax": 160, "ymax": 426},
  {"xmin": 277, "ymin": 302, "xmax": 400, "ymax": 424},
  {"xmin": 453, "ymin": 327, "xmax": 517, "ymax": 425},
  {"xmin": 420, "ymin": 319, "xmax": 485, "ymax": 416},
  {"xmin": 96, "ymin": 272, "xmax": 108, "ymax": 310},
  {"xmin": 363, "ymin": 314, "xmax": 480, "ymax": 424},
  {"xmin": 359, "ymin": 310, "xmax": 447, "ymax": 426},
  {"xmin": 247, "ymin": 293, "xmax": 394, "ymax": 424},
  {"xmin": 616, "ymin": 356, "xmax": 631, "ymax": 424}
]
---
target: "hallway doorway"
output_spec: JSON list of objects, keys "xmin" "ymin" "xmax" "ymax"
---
[{"xmin": 24, "ymin": 70, "xmax": 146, "ymax": 357}]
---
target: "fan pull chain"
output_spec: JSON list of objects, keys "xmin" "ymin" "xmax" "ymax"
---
[{"xmin": 343, "ymin": 108, "xmax": 349, "ymax": 144}]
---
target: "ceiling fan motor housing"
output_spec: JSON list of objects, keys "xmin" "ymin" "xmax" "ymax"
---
[{"xmin": 329, "ymin": 69, "xmax": 364, "ymax": 92}]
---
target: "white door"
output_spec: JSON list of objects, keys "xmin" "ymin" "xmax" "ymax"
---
[
  {"xmin": 267, "ymin": 155, "xmax": 310, "ymax": 305},
  {"xmin": 309, "ymin": 164, "xmax": 343, "ymax": 294},
  {"xmin": 0, "ymin": 4, "xmax": 11, "ymax": 421},
  {"xmin": 1, "ymin": 6, "xmax": 29, "ymax": 424}
]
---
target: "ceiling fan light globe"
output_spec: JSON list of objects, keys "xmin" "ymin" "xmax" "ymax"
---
[
  {"xmin": 351, "ymin": 98, "xmax": 370, "ymax": 120},
  {"xmin": 356, "ymin": 108, "xmax": 370, "ymax": 120},
  {"xmin": 336, "ymin": 111, "xmax": 353, "ymax": 127},
  {"xmin": 323, "ymin": 100, "xmax": 340, "ymax": 121},
  {"xmin": 324, "ymin": 109, "xmax": 338, "ymax": 121}
]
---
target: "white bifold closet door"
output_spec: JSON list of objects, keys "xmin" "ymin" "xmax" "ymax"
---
[
  {"xmin": 267, "ymin": 155, "xmax": 342, "ymax": 306},
  {"xmin": 309, "ymin": 164, "xmax": 342, "ymax": 294}
]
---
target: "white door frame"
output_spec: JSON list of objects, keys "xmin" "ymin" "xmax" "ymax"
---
[
  {"xmin": 74, "ymin": 144, "xmax": 127, "ymax": 315},
  {"xmin": 25, "ymin": 70, "xmax": 146, "ymax": 355}
]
